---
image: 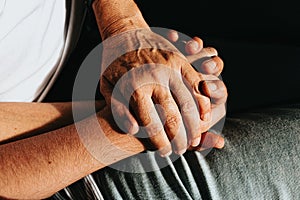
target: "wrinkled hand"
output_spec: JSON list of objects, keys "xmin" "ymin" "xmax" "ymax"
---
[
  {"xmin": 165, "ymin": 30, "xmax": 227, "ymax": 151},
  {"xmin": 100, "ymin": 28, "xmax": 227, "ymax": 156},
  {"xmin": 166, "ymin": 30, "xmax": 224, "ymax": 76}
]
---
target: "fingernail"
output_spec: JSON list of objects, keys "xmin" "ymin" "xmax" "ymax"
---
[
  {"xmin": 168, "ymin": 30, "xmax": 179, "ymax": 42},
  {"xmin": 160, "ymin": 150, "xmax": 172, "ymax": 157},
  {"xmin": 191, "ymin": 137, "xmax": 201, "ymax": 147},
  {"xmin": 207, "ymin": 81, "xmax": 218, "ymax": 92},
  {"xmin": 125, "ymin": 120, "xmax": 139, "ymax": 135},
  {"xmin": 159, "ymin": 145, "xmax": 173, "ymax": 157},
  {"xmin": 130, "ymin": 123, "xmax": 139, "ymax": 135},
  {"xmin": 187, "ymin": 40, "xmax": 199, "ymax": 51},
  {"xmin": 175, "ymin": 148, "xmax": 186, "ymax": 156},
  {"xmin": 215, "ymin": 137, "xmax": 225, "ymax": 149},
  {"xmin": 124, "ymin": 120, "xmax": 131, "ymax": 133},
  {"xmin": 205, "ymin": 60, "xmax": 217, "ymax": 71}
]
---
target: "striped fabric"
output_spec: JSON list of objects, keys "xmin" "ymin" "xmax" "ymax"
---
[{"xmin": 48, "ymin": 104, "xmax": 300, "ymax": 200}]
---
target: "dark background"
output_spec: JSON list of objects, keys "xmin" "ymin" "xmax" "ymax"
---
[
  {"xmin": 136, "ymin": 0, "xmax": 300, "ymax": 114},
  {"xmin": 45, "ymin": 0, "xmax": 300, "ymax": 115},
  {"xmin": 136, "ymin": 0, "xmax": 300, "ymax": 46}
]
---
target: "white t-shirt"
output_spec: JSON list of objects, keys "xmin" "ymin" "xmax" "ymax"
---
[{"xmin": 0, "ymin": 0, "xmax": 66, "ymax": 102}]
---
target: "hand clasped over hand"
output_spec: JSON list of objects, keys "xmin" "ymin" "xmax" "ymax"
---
[{"xmin": 100, "ymin": 28, "xmax": 227, "ymax": 157}]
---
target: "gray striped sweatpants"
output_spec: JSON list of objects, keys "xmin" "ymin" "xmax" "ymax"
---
[{"xmin": 49, "ymin": 103, "xmax": 300, "ymax": 200}]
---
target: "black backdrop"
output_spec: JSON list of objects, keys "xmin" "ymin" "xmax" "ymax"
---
[
  {"xmin": 136, "ymin": 0, "xmax": 300, "ymax": 46},
  {"xmin": 45, "ymin": 0, "xmax": 300, "ymax": 115},
  {"xmin": 136, "ymin": 0, "xmax": 300, "ymax": 113}
]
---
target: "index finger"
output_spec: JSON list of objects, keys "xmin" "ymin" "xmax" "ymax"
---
[
  {"xmin": 130, "ymin": 89, "xmax": 172, "ymax": 157},
  {"xmin": 169, "ymin": 69, "xmax": 210, "ymax": 148}
]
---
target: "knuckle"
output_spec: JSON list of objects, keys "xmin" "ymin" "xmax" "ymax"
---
[
  {"xmin": 164, "ymin": 114, "xmax": 181, "ymax": 130},
  {"xmin": 197, "ymin": 72, "xmax": 204, "ymax": 81},
  {"xmin": 145, "ymin": 122, "xmax": 164, "ymax": 137},
  {"xmin": 131, "ymin": 88, "xmax": 146, "ymax": 102},
  {"xmin": 180, "ymin": 100, "xmax": 197, "ymax": 114}
]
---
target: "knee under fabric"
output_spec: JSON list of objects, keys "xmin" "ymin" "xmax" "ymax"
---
[{"xmin": 50, "ymin": 104, "xmax": 300, "ymax": 200}]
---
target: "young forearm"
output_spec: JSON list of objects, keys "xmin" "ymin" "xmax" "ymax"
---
[
  {"xmin": 0, "ymin": 101, "xmax": 105, "ymax": 143},
  {"xmin": 92, "ymin": 0, "xmax": 149, "ymax": 39},
  {"xmin": 0, "ymin": 105, "xmax": 145, "ymax": 199}
]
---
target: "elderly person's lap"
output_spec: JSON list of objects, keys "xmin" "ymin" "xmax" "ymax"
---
[{"xmin": 51, "ymin": 103, "xmax": 300, "ymax": 200}]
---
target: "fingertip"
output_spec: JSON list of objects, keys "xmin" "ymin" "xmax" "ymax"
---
[
  {"xmin": 190, "ymin": 137, "xmax": 201, "ymax": 147},
  {"xmin": 159, "ymin": 146, "xmax": 173, "ymax": 157},
  {"xmin": 175, "ymin": 148, "xmax": 186, "ymax": 156},
  {"xmin": 202, "ymin": 59, "xmax": 217, "ymax": 74},
  {"xmin": 167, "ymin": 30, "xmax": 179, "ymax": 42},
  {"xmin": 192, "ymin": 37, "xmax": 203, "ymax": 50},
  {"xmin": 193, "ymin": 37, "xmax": 203, "ymax": 45},
  {"xmin": 129, "ymin": 123, "xmax": 140, "ymax": 135},
  {"xmin": 215, "ymin": 136, "xmax": 225, "ymax": 149},
  {"xmin": 132, "ymin": 123, "xmax": 140, "ymax": 134},
  {"xmin": 185, "ymin": 40, "xmax": 200, "ymax": 55},
  {"xmin": 185, "ymin": 37, "xmax": 203, "ymax": 55},
  {"xmin": 200, "ymin": 56, "xmax": 224, "ymax": 76}
]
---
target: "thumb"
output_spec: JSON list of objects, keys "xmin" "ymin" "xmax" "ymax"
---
[
  {"xmin": 101, "ymin": 77, "xmax": 139, "ymax": 135},
  {"xmin": 189, "ymin": 131, "xmax": 225, "ymax": 152}
]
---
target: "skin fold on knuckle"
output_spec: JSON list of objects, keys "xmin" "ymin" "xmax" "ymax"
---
[
  {"xmin": 164, "ymin": 114, "xmax": 181, "ymax": 135},
  {"xmin": 143, "ymin": 105, "xmax": 164, "ymax": 138},
  {"xmin": 146, "ymin": 123, "xmax": 164, "ymax": 138},
  {"xmin": 170, "ymin": 122, "xmax": 188, "ymax": 155},
  {"xmin": 179, "ymin": 99, "xmax": 198, "ymax": 115}
]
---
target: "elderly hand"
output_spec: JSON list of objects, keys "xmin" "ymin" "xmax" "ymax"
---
[{"xmin": 100, "ymin": 28, "xmax": 227, "ymax": 157}]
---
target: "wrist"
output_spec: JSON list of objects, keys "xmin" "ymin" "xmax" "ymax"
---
[
  {"xmin": 92, "ymin": 0, "xmax": 149, "ymax": 39},
  {"xmin": 100, "ymin": 15, "xmax": 150, "ymax": 39}
]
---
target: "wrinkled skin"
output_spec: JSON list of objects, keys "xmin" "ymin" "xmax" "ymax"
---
[{"xmin": 100, "ymin": 29, "xmax": 227, "ymax": 156}]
